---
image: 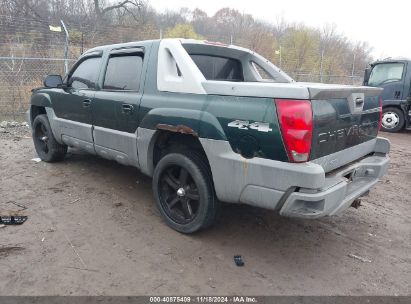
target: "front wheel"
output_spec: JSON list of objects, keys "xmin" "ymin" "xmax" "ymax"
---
[
  {"xmin": 32, "ymin": 114, "xmax": 67, "ymax": 162},
  {"xmin": 152, "ymin": 151, "xmax": 219, "ymax": 233},
  {"xmin": 381, "ymin": 107, "xmax": 405, "ymax": 133}
]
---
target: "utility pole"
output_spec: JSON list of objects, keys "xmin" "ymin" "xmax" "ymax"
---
[
  {"xmin": 60, "ymin": 20, "xmax": 69, "ymax": 75},
  {"xmin": 81, "ymin": 32, "xmax": 84, "ymax": 54},
  {"xmin": 160, "ymin": 28, "xmax": 163, "ymax": 39},
  {"xmin": 351, "ymin": 53, "xmax": 356, "ymax": 85},
  {"xmin": 279, "ymin": 45, "xmax": 282, "ymax": 69},
  {"xmin": 274, "ymin": 46, "xmax": 282, "ymax": 68},
  {"xmin": 320, "ymin": 49, "xmax": 324, "ymax": 83}
]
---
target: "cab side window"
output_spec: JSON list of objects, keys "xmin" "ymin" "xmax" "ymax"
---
[
  {"xmin": 103, "ymin": 54, "xmax": 143, "ymax": 91},
  {"xmin": 68, "ymin": 57, "xmax": 101, "ymax": 89}
]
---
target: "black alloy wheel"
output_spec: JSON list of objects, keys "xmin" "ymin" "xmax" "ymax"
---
[
  {"xmin": 32, "ymin": 114, "xmax": 67, "ymax": 162},
  {"xmin": 34, "ymin": 120, "xmax": 50, "ymax": 154},
  {"xmin": 152, "ymin": 151, "xmax": 219, "ymax": 233},
  {"xmin": 158, "ymin": 164, "xmax": 200, "ymax": 224}
]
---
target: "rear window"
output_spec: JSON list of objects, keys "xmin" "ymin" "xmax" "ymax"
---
[{"xmin": 190, "ymin": 54, "xmax": 244, "ymax": 81}]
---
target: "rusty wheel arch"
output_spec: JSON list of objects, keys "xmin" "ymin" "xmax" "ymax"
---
[
  {"xmin": 155, "ymin": 123, "xmax": 199, "ymax": 138},
  {"xmin": 152, "ymin": 126, "xmax": 209, "ymax": 171}
]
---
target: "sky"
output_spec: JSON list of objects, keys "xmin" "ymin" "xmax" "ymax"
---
[{"xmin": 148, "ymin": 0, "xmax": 410, "ymax": 59}]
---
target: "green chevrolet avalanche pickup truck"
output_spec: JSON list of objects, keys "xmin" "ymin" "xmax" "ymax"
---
[{"xmin": 27, "ymin": 39, "xmax": 390, "ymax": 233}]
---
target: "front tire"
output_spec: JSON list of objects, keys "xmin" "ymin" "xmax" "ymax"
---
[
  {"xmin": 32, "ymin": 114, "xmax": 67, "ymax": 162},
  {"xmin": 152, "ymin": 151, "xmax": 219, "ymax": 233},
  {"xmin": 381, "ymin": 107, "xmax": 405, "ymax": 133}
]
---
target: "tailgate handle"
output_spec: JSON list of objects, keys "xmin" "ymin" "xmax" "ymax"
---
[
  {"xmin": 82, "ymin": 99, "xmax": 91, "ymax": 107},
  {"xmin": 355, "ymin": 97, "xmax": 364, "ymax": 107}
]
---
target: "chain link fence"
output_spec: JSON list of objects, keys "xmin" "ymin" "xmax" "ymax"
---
[
  {"xmin": 0, "ymin": 15, "xmax": 69, "ymax": 120},
  {"xmin": 0, "ymin": 15, "xmax": 364, "ymax": 121},
  {"xmin": 0, "ymin": 57, "xmax": 76, "ymax": 120},
  {"xmin": 290, "ymin": 73, "xmax": 362, "ymax": 85}
]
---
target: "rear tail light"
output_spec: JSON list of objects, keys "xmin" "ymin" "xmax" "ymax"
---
[
  {"xmin": 275, "ymin": 99, "xmax": 313, "ymax": 163},
  {"xmin": 378, "ymin": 96, "xmax": 383, "ymax": 132}
]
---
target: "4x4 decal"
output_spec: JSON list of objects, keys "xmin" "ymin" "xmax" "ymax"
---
[{"xmin": 227, "ymin": 120, "xmax": 272, "ymax": 132}]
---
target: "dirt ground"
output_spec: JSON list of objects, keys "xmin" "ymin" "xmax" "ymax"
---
[{"xmin": 0, "ymin": 126, "xmax": 410, "ymax": 296}]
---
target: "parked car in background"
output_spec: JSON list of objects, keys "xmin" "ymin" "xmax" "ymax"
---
[{"xmin": 364, "ymin": 57, "xmax": 411, "ymax": 132}]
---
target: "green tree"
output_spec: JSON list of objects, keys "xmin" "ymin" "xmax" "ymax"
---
[{"xmin": 165, "ymin": 24, "xmax": 203, "ymax": 39}]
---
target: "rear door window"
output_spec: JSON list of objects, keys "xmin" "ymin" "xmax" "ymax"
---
[
  {"xmin": 190, "ymin": 54, "xmax": 244, "ymax": 81},
  {"xmin": 69, "ymin": 57, "xmax": 101, "ymax": 89},
  {"xmin": 103, "ymin": 54, "xmax": 143, "ymax": 91}
]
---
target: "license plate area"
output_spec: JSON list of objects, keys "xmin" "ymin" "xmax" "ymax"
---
[{"xmin": 343, "ymin": 169, "xmax": 356, "ymax": 182}]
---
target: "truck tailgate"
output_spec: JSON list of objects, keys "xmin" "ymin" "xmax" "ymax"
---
[{"xmin": 305, "ymin": 83, "xmax": 383, "ymax": 169}]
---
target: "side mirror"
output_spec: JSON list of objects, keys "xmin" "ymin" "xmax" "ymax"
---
[{"xmin": 44, "ymin": 74, "xmax": 63, "ymax": 88}]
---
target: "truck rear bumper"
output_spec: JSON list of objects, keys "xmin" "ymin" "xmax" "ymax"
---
[
  {"xmin": 200, "ymin": 137, "xmax": 390, "ymax": 218},
  {"xmin": 279, "ymin": 154, "xmax": 389, "ymax": 218}
]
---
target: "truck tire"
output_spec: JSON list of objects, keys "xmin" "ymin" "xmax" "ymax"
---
[
  {"xmin": 152, "ymin": 150, "xmax": 220, "ymax": 233},
  {"xmin": 32, "ymin": 114, "xmax": 67, "ymax": 162},
  {"xmin": 381, "ymin": 107, "xmax": 405, "ymax": 133}
]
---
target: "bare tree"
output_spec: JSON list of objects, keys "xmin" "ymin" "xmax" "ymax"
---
[{"xmin": 93, "ymin": 0, "xmax": 144, "ymax": 21}]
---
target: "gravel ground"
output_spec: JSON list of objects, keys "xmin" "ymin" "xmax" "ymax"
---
[
  {"xmin": 0, "ymin": 121, "xmax": 30, "ymax": 140},
  {"xmin": 0, "ymin": 125, "xmax": 410, "ymax": 296}
]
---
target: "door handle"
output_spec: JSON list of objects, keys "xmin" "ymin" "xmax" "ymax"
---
[
  {"xmin": 355, "ymin": 97, "xmax": 364, "ymax": 106},
  {"xmin": 122, "ymin": 104, "xmax": 134, "ymax": 114},
  {"xmin": 82, "ymin": 99, "xmax": 91, "ymax": 107}
]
